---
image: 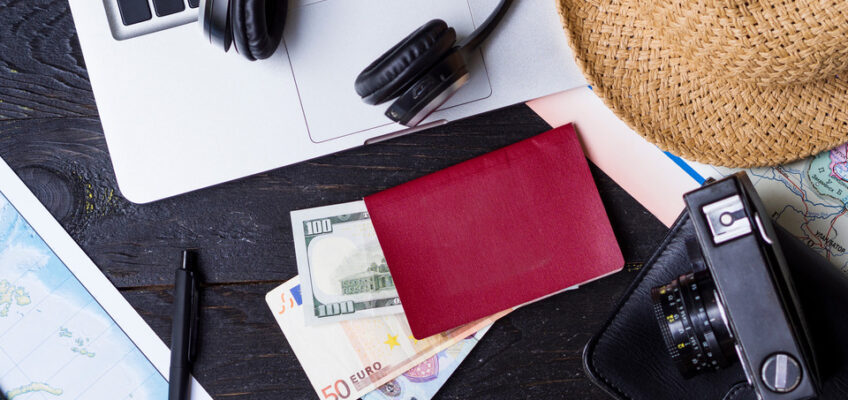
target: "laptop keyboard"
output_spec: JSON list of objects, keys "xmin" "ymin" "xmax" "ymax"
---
[
  {"xmin": 116, "ymin": 0, "xmax": 153, "ymax": 25},
  {"xmin": 106, "ymin": 0, "xmax": 199, "ymax": 40},
  {"xmin": 117, "ymin": 0, "xmax": 197, "ymax": 24},
  {"xmin": 151, "ymin": 0, "xmax": 187, "ymax": 17}
]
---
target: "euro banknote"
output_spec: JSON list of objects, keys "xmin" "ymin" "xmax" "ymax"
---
[
  {"xmin": 265, "ymin": 276, "xmax": 506, "ymax": 400},
  {"xmin": 362, "ymin": 325, "xmax": 491, "ymax": 400}
]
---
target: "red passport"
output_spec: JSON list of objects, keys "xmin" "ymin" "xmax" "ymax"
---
[{"xmin": 364, "ymin": 124, "xmax": 623, "ymax": 339}]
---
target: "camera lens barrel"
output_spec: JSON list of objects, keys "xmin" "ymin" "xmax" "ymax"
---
[{"xmin": 651, "ymin": 270, "xmax": 736, "ymax": 378}]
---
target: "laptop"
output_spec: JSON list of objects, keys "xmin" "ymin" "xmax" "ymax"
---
[{"xmin": 69, "ymin": 0, "xmax": 586, "ymax": 203}]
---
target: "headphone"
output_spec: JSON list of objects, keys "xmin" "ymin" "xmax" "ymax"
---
[
  {"xmin": 355, "ymin": 0, "xmax": 514, "ymax": 127},
  {"xmin": 200, "ymin": 0, "xmax": 513, "ymax": 127},
  {"xmin": 200, "ymin": 0, "xmax": 287, "ymax": 61}
]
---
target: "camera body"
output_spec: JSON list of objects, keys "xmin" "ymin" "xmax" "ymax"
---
[{"xmin": 651, "ymin": 173, "xmax": 820, "ymax": 399}]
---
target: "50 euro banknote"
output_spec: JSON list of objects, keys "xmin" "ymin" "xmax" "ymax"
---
[{"xmin": 266, "ymin": 276, "xmax": 507, "ymax": 400}]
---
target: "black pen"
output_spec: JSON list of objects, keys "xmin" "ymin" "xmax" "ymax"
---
[{"xmin": 169, "ymin": 250, "xmax": 200, "ymax": 400}]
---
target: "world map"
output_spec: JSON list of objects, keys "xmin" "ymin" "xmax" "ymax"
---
[
  {"xmin": 691, "ymin": 143, "xmax": 848, "ymax": 273},
  {"xmin": 0, "ymin": 191, "xmax": 168, "ymax": 399}
]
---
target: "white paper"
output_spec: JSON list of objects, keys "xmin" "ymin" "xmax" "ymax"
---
[{"xmin": 0, "ymin": 157, "xmax": 212, "ymax": 400}]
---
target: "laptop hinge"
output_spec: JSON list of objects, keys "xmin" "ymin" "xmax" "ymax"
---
[{"xmin": 364, "ymin": 120, "xmax": 448, "ymax": 145}]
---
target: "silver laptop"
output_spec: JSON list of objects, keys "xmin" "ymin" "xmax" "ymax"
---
[{"xmin": 69, "ymin": 0, "xmax": 586, "ymax": 203}]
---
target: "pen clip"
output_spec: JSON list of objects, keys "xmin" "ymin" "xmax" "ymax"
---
[{"xmin": 187, "ymin": 272, "xmax": 199, "ymax": 363}]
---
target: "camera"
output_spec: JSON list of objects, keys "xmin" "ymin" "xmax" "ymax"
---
[{"xmin": 650, "ymin": 173, "xmax": 820, "ymax": 399}]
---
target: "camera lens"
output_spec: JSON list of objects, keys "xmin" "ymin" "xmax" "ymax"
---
[{"xmin": 651, "ymin": 270, "xmax": 736, "ymax": 378}]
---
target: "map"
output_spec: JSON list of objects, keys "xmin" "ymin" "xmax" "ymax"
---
[
  {"xmin": 690, "ymin": 143, "xmax": 848, "ymax": 273},
  {"xmin": 0, "ymin": 191, "xmax": 168, "ymax": 400}
]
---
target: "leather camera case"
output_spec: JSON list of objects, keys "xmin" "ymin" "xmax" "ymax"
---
[{"xmin": 583, "ymin": 212, "xmax": 848, "ymax": 400}]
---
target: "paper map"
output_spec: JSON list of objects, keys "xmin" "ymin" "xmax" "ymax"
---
[
  {"xmin": 689, "ymin": 144, "xmax": 848, "ymax": 273},
  {"xmin": 0, "ymin": 190, "xmax": 168, "ymax": 399},
  {"xmin": 0, "ymin": 157, "xmax": 211, "ymax": 400}
]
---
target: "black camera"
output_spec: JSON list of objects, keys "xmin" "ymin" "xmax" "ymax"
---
[{"xmin": 650, "ymin": 173, "xmax": 820, "ymax": 399}]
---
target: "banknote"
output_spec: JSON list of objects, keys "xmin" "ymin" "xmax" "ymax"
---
[
  {"xmin": 362, "ymin": 325, "xmax": 491, "ymax": 400},
  {"xmin": 265, "ymin": 276, "xmax": 507, "ymax": 400},
  {"xmin": 291, "ymin": 200, "xmax": 403, "ymax": 325}
]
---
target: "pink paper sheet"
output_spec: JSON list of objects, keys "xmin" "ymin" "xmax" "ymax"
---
[{"xmin": 527, "ymin": 87, "xmax": 700, "ymax": 227}]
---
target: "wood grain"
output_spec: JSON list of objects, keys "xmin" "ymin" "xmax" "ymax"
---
[
  {"xmin": 0, "ymin": 109, "xmax": 665, "ymax": 287},
  {"xmin": 0, "ymin": 2, "xmax": 670, "ymax": 399},
  {"xmin": 0, "ymin": 0, "xmax": 96, "ymax": 120},
  {"xmin": 121, "ymin": 270, "xmax": 639, "ymax": 399}
]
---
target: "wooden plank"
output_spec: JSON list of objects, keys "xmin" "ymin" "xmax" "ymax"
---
[
  {"xmin": 0, "ymin": 108, "xmax": 667, "ymax": 399},
  {"xmin": 123, "ymin": 282, "xmax": 316, "ymax": 399},
  {"xmin": 0, "ymin": 110, "xmax": 668, "ymax": 288},
  {"xmin": 0, "ymin": 0, "xmax": 97, "ymax": 120},
  {"xmin": 123, "ymin": 269, "xmax": 638, "ymax": 399},
  {"xmin": 0, "ymin": 2, "xmax": 672, "ymax": 398}
]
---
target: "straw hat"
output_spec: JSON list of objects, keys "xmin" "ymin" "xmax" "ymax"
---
[{"xmin": 556, "ymin": 0, "xmax": 848, "ymax": 167}]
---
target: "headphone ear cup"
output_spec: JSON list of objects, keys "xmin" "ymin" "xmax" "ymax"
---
[
  {"xmin": 355, "ymin": 19, "xmax": 456, "ymax": 105},
  {"xmin": 229, "ymin": 0, "xmax": 249, "ymax": 58},
  {"xmin": 204, "ymin": 0, "xmax": 233, "ymax": 51},
  {"xmin": 231, "ymin": 0, "xmax": 287, "ymax": 61},
  {"xmin": 385, "ymin": 49, "xmax": 469, "ymax": 126}
]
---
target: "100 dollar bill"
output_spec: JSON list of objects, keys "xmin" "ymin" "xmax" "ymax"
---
[{"xmin": 292, "ymin": 200, "xmax": 403, "ymax": 325}]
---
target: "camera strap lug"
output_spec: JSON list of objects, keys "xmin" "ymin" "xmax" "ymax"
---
[{"xmin": 754, "ymin": 213, "xmax": 774, "ymax": 245}]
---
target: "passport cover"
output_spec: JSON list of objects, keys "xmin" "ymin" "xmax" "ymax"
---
[{"xmin": 364, "ymin": 124, "xmax": 624, "ymax": 339}]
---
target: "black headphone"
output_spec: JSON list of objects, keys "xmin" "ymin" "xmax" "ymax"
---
[
  {"xmin": 200, "ymin": 0, "xmax": 287, "ymax": 61},
  {"xmin": 355, "ymin": 0, "xmax": 514, "ymax": 127},
  {"xmin": 200, "ymin": 0, "xmax": 513, "ymax": 127}
]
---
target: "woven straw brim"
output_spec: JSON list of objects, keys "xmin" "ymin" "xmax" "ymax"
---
[{"xmin": 557, "ymin": 0, "xmax": 848, "ymax": 167}]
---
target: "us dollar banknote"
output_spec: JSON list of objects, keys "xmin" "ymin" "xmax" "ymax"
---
[{"xmin": 292, "ymin": 200, "xmax": 403, "ymax": 325}]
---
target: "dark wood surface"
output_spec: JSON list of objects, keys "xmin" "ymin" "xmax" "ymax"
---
[{"xmin": 0, "ymin": 1, "xmax": 669, "ymax": 398}]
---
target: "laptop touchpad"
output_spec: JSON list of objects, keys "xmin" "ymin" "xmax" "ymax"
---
[{"xmin": 285, "ymin": 0, "xmax": 493, "ymax": 143}]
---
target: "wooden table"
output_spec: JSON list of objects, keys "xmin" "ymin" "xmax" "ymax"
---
[{"xmin": 0, "ymin": 1, "xmax": 669, "ymax": 398}]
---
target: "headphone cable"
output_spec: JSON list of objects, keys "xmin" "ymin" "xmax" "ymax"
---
[{"xmin": 458, "ymin": 0, "xmax": 514, "ymax": 52}]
